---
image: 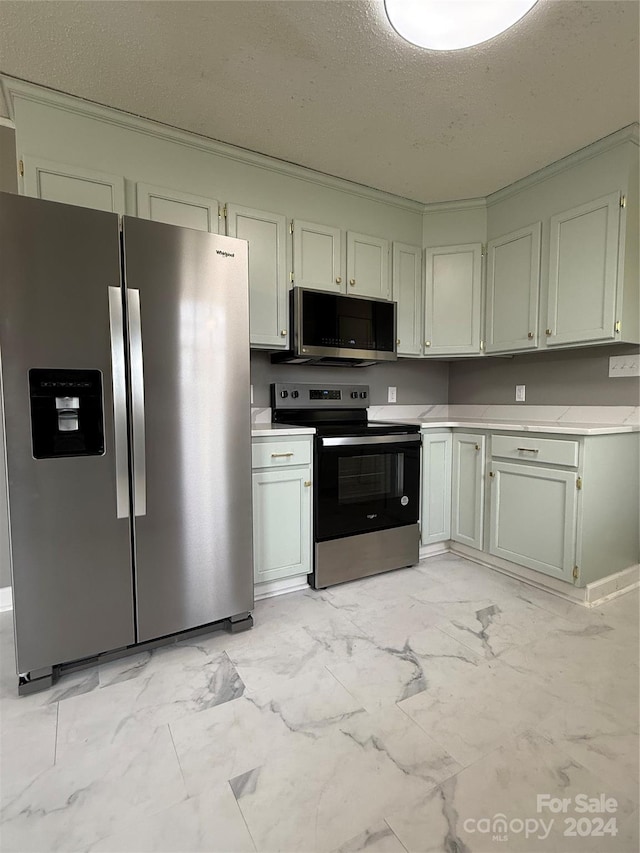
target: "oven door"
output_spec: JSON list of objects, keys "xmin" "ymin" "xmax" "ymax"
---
[{"xmin": 315, "ymin": 434, "xmax": 421, "ymax": 541}]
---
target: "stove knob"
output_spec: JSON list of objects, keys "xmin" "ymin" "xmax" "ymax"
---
[
  {"xmin": 360, "ymin": 391, "xmax": 367, "ymax": 399},
  {"xmin": 291, "ymin": 390, "xmax": 299, "ymax": 399},
  {"xmin": 280, "ymin": 390, "xmax": 288, "ymax": 398},
  {"xmin": 351, "ymin": 391, "xmax": 358, "ymax": 399}
]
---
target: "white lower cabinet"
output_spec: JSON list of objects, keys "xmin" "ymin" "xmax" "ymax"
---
[
  {"xmin": 451, "ymin": 432, "xmax": 485, "ymax": 550},
  {"xmin": 251, "ymin": 436, "xmax": 313, "ymax": 586},
  {"xmin": 420, "ymin": 431, "xmax": 452, "ymax": 545},
  {"xmin": 489, "ymin": 461, "xmax": 578, "ymax": 582}
]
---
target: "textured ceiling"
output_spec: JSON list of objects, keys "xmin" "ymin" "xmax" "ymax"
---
[{"xmin": 0, "ymin": 0, "xmax": 638, "ymax": 203}]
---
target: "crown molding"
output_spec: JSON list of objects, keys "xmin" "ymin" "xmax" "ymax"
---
[
  {"xmin": 422, "ymin": 197, "xmax": 487, "ymax": 214},
  {"xmin": 487, "ymin": 123, "xmax": 639, "ymax": 208},
  {"xmin": 0, "ymin": 76, "xmax": 427, "ymax": 214}
]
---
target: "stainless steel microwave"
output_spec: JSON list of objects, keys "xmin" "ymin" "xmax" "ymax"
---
[{"xmin": 271, "ymin": 287, "xmax": 397, "ymax": 367}]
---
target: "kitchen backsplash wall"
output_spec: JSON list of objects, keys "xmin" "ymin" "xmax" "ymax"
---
[
  {"xmin": 250, "ymin": 351, "xmax": 449, "ymax": 407},
  {"xmin": 449, "ymin": 343, "xmax": 640, "ymax": 406}
]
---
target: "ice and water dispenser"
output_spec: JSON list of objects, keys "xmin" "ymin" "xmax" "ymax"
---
[{"xmin": 29, "ymin": 369, "xmax": 105, "ymax": 459}]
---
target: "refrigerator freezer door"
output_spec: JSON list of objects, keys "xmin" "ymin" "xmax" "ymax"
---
[
  {"xmin": 0, "ymin": 192, "xmax": 135, "ymax": 675},
  {"xmin": 121, "ymin": 217, "xmax": 253, "ymax": 642}
]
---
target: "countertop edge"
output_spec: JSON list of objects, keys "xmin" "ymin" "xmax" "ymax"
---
[
  {"xmin": 251, "ymin": 425, "xmax": 316, "ymax": 437},
  {"xmin": 371, "ymin": 419, "xmax": 640, "ymax": 436}
]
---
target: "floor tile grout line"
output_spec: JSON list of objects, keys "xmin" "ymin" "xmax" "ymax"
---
[
  {"xmin": 53, "ymin": 700, "xmax": 59, "ymax": 765},
  {"xmin": 383, "ymin": 816, "xmax": 410, "ymax": 853},
  {"xmin": 226, "ymin": 778, "xmax": 259, "ymax": 853},
  {"xmin": 167, "ymin": 721, "xmax": 189, "ymax": 796}
]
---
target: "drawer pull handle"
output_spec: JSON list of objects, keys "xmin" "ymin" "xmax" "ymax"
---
[
  {"xmin": 271, "ymin": 452, "xmax": 294, "ymax": 458},
  {"xmin": 516, "ymin": 447, "xmax": 539, "ymax": 453}
]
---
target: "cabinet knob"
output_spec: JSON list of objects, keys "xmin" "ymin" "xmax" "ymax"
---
[
  {"xmin": 349, "ymin": 279, "xmax": 356, "ymax": 286},
  {"xmin": 396, "ymin": 339, "xmax": 401, "ymax": 345},
  {"xmin": 424, "ymin": 341, "xmax": 431, "ymax": 348},
  {"xmin": 304, "ymin": 480, "xmax": 312, "ymax": 487},
  {"xmin": 527, "ymin": 332, "xmax": 534, "ymax": 339},
  {"xmin": 475, "ymin": 444, "xmax": 480, "ymax": 451},
  {"xmin": 336, "ymin": 276, "xmax": 342, "ymax": 284},
  {"xmin": 280, "ymin": 329, "xmax": 287, "ymax": 337},
  {"xmin": 545, "ymin": 329, "xmax": 552, "ymax": 336}
]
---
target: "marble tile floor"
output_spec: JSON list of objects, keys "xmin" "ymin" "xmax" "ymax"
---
[{"xmin": 0, "ymin": 553, "xmax": 638, "ymax": 852}]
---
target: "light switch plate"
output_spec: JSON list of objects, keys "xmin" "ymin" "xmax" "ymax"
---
[
  {"xmin": 609, "ymin": 355, "xmax": 640, "ymax": 378},
  {"xmin": 515, "ymin": 385, "xmax": 526, "ymax": 402},
  {"xmin": 387, "ymin": 386, "xmax": 397, "ymax": 403}
]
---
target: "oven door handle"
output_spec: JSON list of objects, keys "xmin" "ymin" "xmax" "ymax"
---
[{"xmin": 320, "ymin": 434, "xmax": 421, "ymax": 447}]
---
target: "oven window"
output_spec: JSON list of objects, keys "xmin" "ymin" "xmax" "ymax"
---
[{"xmin": 338, "ymin": 453, "xmax": 404, "ymax": 504}]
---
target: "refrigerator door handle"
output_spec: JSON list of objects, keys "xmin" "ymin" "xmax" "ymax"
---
[
  {"xmin": 108, "ymin": 286, "xmax": 129, "ymax": 519},
  {"xmin": 127, "ymin": 288, "xmax": 147, "ymax": 517}
]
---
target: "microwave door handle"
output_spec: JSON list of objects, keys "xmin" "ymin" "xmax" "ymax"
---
[
  {"xmin": 108, "ymin": 286, "xmax": 129, "ymax": 519},
  {"xmin": 127, "ymin": 289, "xmax": 147, "ymax": 517}
]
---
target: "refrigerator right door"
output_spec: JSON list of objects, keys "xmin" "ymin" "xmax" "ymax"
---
[{"xmin": 121, "ymin": 217, "xmax": 253, "ymax": 642}]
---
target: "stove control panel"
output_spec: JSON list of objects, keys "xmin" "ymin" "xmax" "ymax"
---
[{"xmin": 271, "ymin": 383, "xmax": 369, "ymax": 409}]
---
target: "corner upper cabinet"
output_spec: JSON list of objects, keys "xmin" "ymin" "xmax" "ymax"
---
[
  {"xmin": 226, "ymin": 204, "xmax": 288, "ymax": 349},
  {"xmin": 392, "ymin": 243, "xmax": 423, "ymax": 356},
  {"xmin": 424, "ymin": 243, "xmax": 482, "ymax": 355},
  {"xmin": 22, "ymin": 156, "xmax": 125, "ymax": 213},
  {"xmin": 346, "ymin": 232, "xmax": 390, "ymax": 299},
  {"xmin": 292, "ymin": 219, "xmax": 342, "ymax": 292},
  {"xmin": 136, "ymin": 183, "xmax": 220, "ymax": 233},
  {"xmin": 485, "ymin": 223, "xmax": 541, "ymax": 353},
  {"xmin": 546, "ymin": 192, "xmax": 621, "ymax": 346}
]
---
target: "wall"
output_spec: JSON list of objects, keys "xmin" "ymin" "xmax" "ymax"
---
[
  {"xmin": 250, "ymin": 351, "xmax": 449, "ymax": 408},
  {"xmin": 449, "ymin": 343, "xmax": 640, "ymax": 406},
  {"xmin": 0, "ymin": 125, "xmax": 18, "ymax": 193},
  {"xmin": 0, "ymin": 125, "xmax": 16, "ymax": 590}
]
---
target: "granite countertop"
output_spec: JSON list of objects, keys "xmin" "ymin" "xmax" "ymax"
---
[
  {"xmin": 370, "ymin": 417, "xmax": 639, "ymax": 436},
  {"xmin": 251, "ymin": 423, "xmax": 316, "ymax": 437}
]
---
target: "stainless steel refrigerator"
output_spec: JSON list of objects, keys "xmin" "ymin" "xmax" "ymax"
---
[{"xmin": 0, "ymin": 191, "xmax": 254, "ymax": 694}]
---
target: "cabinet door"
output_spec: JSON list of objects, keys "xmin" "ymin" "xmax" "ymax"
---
[
  {"xmin": 489, "ymin": 461, "xmax": 577, "ymax": 582},
  {"xmin": 346, "ymin": 231, "xmax": 390, "ymax": 299},
  {"xmin": 227, "ymin": 204, "xmax": 288, "ymax": 349},
  {"xmin": 292, "ymin": 219, "xmax": 342, "ymax": 292},
  {"xmin": 136, "ymin": 183, "xmax": 219, "ymax": 233},
  {"xmin": 252, "ymin": 467, "xmax": 312, "ymax": 583},
  {"xmin": 421, "ymin": 433, "xmax": 452, "ymax": 545},
  {"xmin": 486, "ymin": 223, "xmax": 541, "ymax": 353},
  {"xmin": 23, "ymin": 156, "xmax": 125, "ymax": 213},
  {"xmin": 392, "ymin": 242, "xmax": 423, "ymax": 356},
  {"xmin": 546, "ymin": 192, "xmax": 621, "ymax": 346},
  {"xmin": 451, "ymin": 433, "xmax": 485, "ymax": 550},
  {"xmin": 424, "ymin": 244, "xmax": 482, "ymax": 355}
]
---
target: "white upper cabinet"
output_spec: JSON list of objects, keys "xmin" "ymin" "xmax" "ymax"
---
[
  {"xmin": 226, "ymin": 204, "xmax": 288, "ymax": 349},
  {"xmin": 485, "ymin": 222, "xmax": 541, "ymax": 354},
  {"xmin": 424, "ymin": 243, "xmax": 482, "ymax": 355},
  {"xmin": 23, "ymin": 157, "xmax": 125, "ymax": 213},
  {"xmin": 346, "ymin": 232, "xmax": 390, "ymax": 299},
  {"xmin": 136, "ymin": 183, "xmax": 219, "ymax": 233},
  {"xmin": 546, "ymin": 192, "xmax": 621, "ymax": 346},
  {"xmin": 392, "ymin": 242, "xmax": 423, "ymax": 356},
  {"xmin": 292, "ymin": 219, "xmax": 342, "ymax": 292}
]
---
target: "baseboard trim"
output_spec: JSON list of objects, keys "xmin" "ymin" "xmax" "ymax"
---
[
  {"xmin": 0, "ymin": 586, "xmax": 12, "ymax": 612},
  {"xmin": 448, "ymin": 542, "xmax": 639, "ymax": 607},
  {"xmin": 254, "ymin": 574, "xmax": 310, "ymax": 601},
  {"xmin": 419, "ymin": 541, "xmax": 451, "ymax": 560}
]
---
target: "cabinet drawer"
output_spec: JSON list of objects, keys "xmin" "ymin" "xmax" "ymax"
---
[
  {"xmin": 252, "ymin": 439, "xmax": 312, "ymax": 469},
  {"xmin": 491, "ymin": 434, "xmax": 579, "ymax": 467}
]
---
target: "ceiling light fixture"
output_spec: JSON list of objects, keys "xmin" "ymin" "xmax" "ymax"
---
[{"xmin": 384, "ymin": 0, "xmax": 538, "ymax": 51}]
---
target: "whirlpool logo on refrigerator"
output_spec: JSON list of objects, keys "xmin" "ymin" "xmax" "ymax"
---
[{"xmin": 216, "ymin": 249, "xmax": 235, "ymax": 258}]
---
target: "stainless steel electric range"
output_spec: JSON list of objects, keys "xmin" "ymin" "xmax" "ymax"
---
[{"xmin": 271, "ymin": 382, "xmax": 421, "ymax": 589}]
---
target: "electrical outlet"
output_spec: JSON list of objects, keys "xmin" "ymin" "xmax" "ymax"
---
[
  {"xmin": 515, "ymin": 385, "xmax": 526, "ymax": 402},
  {"xmin": 387, "ymin": 386, "xmax": 397, "ymax": 403},
  {"xmin": 250, "ymin": 384, "xmax": 254, "ymax": 404},
  {"xmin": 609, "ymin": 355, "xmax": 640, "ymax": 378}
]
